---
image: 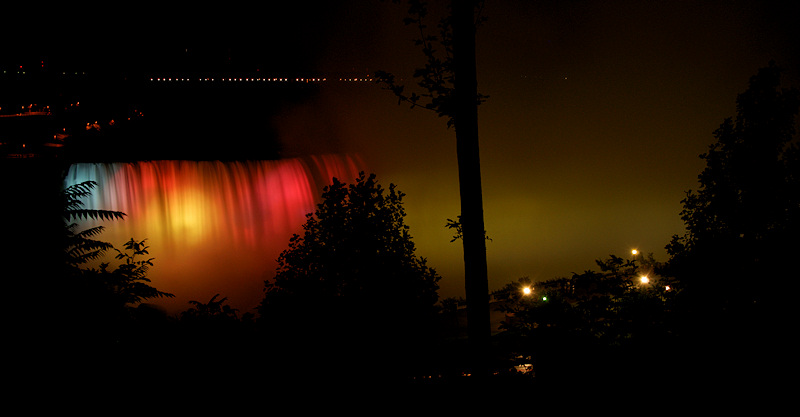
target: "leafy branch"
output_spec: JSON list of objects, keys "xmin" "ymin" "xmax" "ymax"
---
[
  {"xmin": 64, "ymin": 181, "xmax": 126, "ymax": 222},
  {"xmin": 446, "ymin": 215, "xmax": 491, "ymax": 243},
  {"xmin": 96, "ymin": 238, "xmax": 175, "ymax": 305},
  {"xmin": 182, "ymin": 294, "xmax": 240, "ymax": 321},
  {"xmin": 63, "ymin": 181, "xmax": 173, "ymax": 305},
  {"xmin": 63, "ymin": 181, "xmax": 126, "ymax": 267},
  {"xmin": 375, "ymin": 0, "xmax": 488, "ymax": 128}
]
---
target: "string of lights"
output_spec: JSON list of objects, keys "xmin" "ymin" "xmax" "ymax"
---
[{"xmin": 148, "ymin": 76, "xmax": 374, "ymax": 83}]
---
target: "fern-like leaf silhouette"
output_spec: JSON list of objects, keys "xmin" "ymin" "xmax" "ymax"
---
[{"xmin": 63, "ymin": 181, "xmax": 126, "ymax": 266}]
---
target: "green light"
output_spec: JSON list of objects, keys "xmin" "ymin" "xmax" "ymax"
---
[{"xmin": 542, "ymin": 296, "xmax": 547, "ymax": 301}]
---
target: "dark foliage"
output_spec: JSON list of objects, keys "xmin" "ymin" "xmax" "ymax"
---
[
  {"xmin": 63, "ymin": 182, "xmax": 173, "ymax": 307},
  {"xmin": 84, "ymin": 238, "xmax": 175, "ymax": 305},
  {"xmin": 661, "ymin": 62, "xmax": 798, "ymax": 393},
  {"xmin": 666, "ymin": 63, "xmax": 799, "ymax": 329},
  {"xmin": 63, "ymin": 180, "xmax": 125, "ymax": 266},
  {"xmin": 57, "ymin": 182, "xmax": 174, "ymax": 355},
  {"xmin": 494, "ymin": 254, "xmax": 678, "ymax": 383},
  {"xmin": 182, "ymin": 293, "xmax": 243, "ymax": 323},
  {"xmin": 258, "ymin": 172, "xmax": 441, "ymax": 380},
  {"xmin": 375, "ymin": 0, "xmax": 488, "ymax": 128}
]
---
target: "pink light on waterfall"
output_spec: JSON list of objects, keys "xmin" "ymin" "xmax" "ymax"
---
[{"xmin": 65, "ymin": 154, "xmax": 366, "ymax": 315}]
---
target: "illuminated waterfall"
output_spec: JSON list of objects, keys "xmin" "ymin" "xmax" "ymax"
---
[{"xmin": 64, "ymin": 154, "xmax": 365, "ymax": 315}]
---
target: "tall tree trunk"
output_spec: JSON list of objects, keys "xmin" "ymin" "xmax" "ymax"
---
[{"xmin": 452, "ymin": 0, "xmax": 490, "ymax": 376}]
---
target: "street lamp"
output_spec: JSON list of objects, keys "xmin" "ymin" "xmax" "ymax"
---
[
  {"xmin": 639, "ymin": 275, "xmax": 649, "ymax": 284},
  {"xmin": 522, "ymin": 287, "xmax": 532, "ymax": 296}
]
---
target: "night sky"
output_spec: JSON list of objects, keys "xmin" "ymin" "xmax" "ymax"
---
[
  {"xmin": 6, "ymin": 1, "xmax": 799, "ymax": 311},
  {"xmin": 282, "ymin": 0, "xmax": 800, "ymax": 299}
]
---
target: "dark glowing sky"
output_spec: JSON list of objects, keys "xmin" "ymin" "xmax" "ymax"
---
[
  {"xmin": 8, "ymin": 1, "xmax": 799, "ymax": 308},
  {"xmin": 281, "ymin": 0, "xmax": 800, "ymax": 298}
]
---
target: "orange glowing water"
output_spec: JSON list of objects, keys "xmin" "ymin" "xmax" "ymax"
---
[{"xmin": 65, "ymin": 154, "xmax": 366, "ymax": 315}]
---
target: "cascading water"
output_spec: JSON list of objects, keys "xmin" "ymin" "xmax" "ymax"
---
[{"xmin": 64, "ymin": 154, "xmax": 366, "ymax": 315}]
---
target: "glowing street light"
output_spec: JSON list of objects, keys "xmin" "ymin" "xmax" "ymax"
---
[
  {"xmin": 522, "ymin": 287, "xmax": 532, "ymax": 296},
  {"xmin": 639, "ymin": 276, "xmax": 650, "ymax": 284},
  {"xmin": 631, "ymin": 249, "xmax": 639, "ymax": 256}
]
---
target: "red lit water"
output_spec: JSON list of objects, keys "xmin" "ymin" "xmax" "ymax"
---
[{"xmin": 65, "ymin": 154, "xmax": 366, "ymax": 316}]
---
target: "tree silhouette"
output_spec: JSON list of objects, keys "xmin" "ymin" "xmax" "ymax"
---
[
  {"xmin": 666, "ymin": 63, "xmax": 799, "ymax": 311},
  {"xmin": 376, "ymin": 0, "xmax": 492, "ymax": 377},
  {"xmin": 258, "ymin": 172, "xmax": 441, "ymax": 379},
  {"xmin": 664, "ymin": 63, "xmax": 799, "ymax": 388}
]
